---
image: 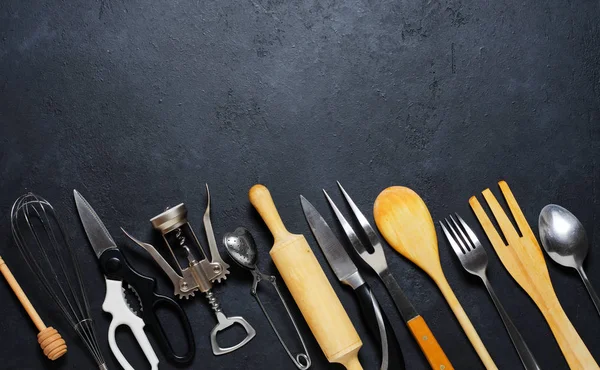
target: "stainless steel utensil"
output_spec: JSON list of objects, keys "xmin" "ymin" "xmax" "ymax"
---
[
  {"xmin": 223, "ymin": 227, "xmax": 311, "ymax": 370},
  {"xmin": 324, "ymin": 183, "xmax": 453, "ymax": 370},
  {"xmin": 470, "ymin": 181, "xmax": 598, "ymax": 369},
  {"xmin": 440, "ymin": 214, "xmax": 540, "ymax": 370},
  {"xmin": 539, "ymin": 204, "xmax": 600, "ymax": 315},
  {"xmin": 10, "ymin": 193, "xmax": 107, "ymax": 370},
  {"xmin": 124, "ymin": 185, "xmax": 255, "ymax": 355},
  {"xmin": 75, "ymin": 190, "xmax": 195, "ymax": 368},
  {"xmin": 301, "ymin": 196, "xmax": 404, "ymax": 370}
]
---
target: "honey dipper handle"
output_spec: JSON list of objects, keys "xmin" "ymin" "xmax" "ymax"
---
[
  {"xmin": 249, "ymin": 185, "xmax": 289, "ymax": 241},
  {"xmin": 436, "ymin": 276, "xmax": 497, "ymax": 370},
  {"xmin": 0, "ymin": 256, "xmax": 47, "ymax": 332}
]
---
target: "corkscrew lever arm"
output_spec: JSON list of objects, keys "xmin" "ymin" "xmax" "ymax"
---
[
  {"xmin": 203, "ymin": 184, "xmax": 231, "ymax": 282},
  {"xmin": 122, "ymin": 229, "xmax": 184, "ymax": 297}
]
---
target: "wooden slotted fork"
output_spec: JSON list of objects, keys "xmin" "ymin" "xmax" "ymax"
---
[{"xmin": 470, "ymin": 180, "xmax": 599, "ymax": 370}]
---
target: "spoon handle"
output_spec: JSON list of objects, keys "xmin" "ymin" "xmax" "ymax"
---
[{"xmin": 577, "ymin": 266, "xmax": 600, "ymax": 316}]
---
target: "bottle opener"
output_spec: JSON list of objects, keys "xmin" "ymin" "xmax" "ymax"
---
[{"xmin": 124, "ymin": 185, "xmax": 256, "ymax": 355}]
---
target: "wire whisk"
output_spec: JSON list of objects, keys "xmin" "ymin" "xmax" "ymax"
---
[{"xmin": 10, "ymin": 193, "xmax": 108, "ymax": 370}]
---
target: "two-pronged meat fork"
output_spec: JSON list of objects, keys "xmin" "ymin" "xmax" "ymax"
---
[{"xmin": 324, "ymin": 182, "xmax": 453, "ymax": 370}]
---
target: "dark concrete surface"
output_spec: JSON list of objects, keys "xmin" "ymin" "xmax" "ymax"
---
[{"xmin": 1, "ymin": 0, "xmax": 599, "ymax": 369}]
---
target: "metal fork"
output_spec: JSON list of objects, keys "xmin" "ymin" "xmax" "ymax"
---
[
  {"xmin": 324, "ymin": 183, "xmax": 418, "ymax": 321},
  {"xmin": 440, "ymin": 214, "xmax": 541, "ymax": 370},
  {"xmin": 325, "ymin": 182, "xmax": 453, "ymax": 370}
]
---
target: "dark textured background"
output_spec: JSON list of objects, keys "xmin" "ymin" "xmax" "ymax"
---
[{"xmin": 1, "ymin": 0, "xmax": 599, "ymax": 369}]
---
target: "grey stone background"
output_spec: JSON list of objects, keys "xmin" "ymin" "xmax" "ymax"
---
[{"xmin": 1, "ymin": 0, "xmax": 599, "ymax": 369}]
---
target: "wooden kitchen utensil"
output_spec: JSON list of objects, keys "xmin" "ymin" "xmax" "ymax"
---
[
  {"xmin": 374, "ymin": 186, "xmax": 498, "ymax": 370},
  {"xmin": 249, "ymin": 184, "xmax": 363, "ymax": 370},
  {"xmin": 0, "ymin": 256, "xmax": 67, "ymax": 360},
  {"xmin": 470, "ymin": 180, "xmax": 599, "ymax": 370}
]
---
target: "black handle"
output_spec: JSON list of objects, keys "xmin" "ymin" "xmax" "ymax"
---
[
  {"xmin": 99, "ymin": 248, "xmax": 196, "ymax": 364},
  {"xmin": 142, "ymin": 292, "xmax": 196, "ymax": 364},
  {"xmin": 355, "ymin": 282, "xmax": 405, "ymax": 370}
]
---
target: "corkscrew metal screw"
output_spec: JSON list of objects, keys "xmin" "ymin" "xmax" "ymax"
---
[{"xmin": 123, "ymin": 185, "xmax": 255, "ymax": 355}]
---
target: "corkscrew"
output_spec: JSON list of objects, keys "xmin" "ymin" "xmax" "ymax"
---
[{"xmin": 124, "ymin": 185, "xmax": 256, "ymax": 355}]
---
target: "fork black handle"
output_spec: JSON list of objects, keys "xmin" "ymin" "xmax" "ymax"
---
[{"xmin": 354, "ymin": 282, "xmax": 405, "ymax": 370}]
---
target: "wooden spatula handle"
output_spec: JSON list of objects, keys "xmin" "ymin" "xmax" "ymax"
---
[
  {"xmin": 249, "ymin": 185, "xmax": 289, "ymax": 240},
  {"xmin": 543, "ymin": 299, "xmax": 598, "ymax": 369},
  {"xmin": 437, "ymin": 277, "xmax": 497, "ymax": 370}
]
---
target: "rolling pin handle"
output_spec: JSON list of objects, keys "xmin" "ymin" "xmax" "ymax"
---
[{"xmin": 249, "ymin": 185, "xmax": 289, "ymax": 240}]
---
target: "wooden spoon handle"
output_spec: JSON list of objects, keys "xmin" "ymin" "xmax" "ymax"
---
[
  {"xmin": 542, "ymin": 299, "xmax": 599, "ymax": 369},
  {"xmin": 436, "ymin": 276, "xmax": 497, "ymax": 370}
]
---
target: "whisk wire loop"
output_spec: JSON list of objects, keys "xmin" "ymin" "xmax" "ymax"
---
[{"xmin": 10, "ymin": 193, "xmax": 107, "ymax": 369}]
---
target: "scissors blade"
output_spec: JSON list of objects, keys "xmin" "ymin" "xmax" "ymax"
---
[{"xmin": 74, "ymin": 190, "xmax": 117, "ymax": 257}]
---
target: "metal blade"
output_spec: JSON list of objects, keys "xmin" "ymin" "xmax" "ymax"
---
[
  {"xmin": 74, "ymin": 190, "xmax": 117, "ymax": 257},
  {"xmin": 300, "ymin": 196, "xmax": 359, "ymax": 285},
  {"xmin": 122, "ymin": 283, "xmax": 143, "ymax": 316}
]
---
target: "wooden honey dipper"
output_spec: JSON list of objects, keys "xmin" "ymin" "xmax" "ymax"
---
[{"xmin": 0, "ymin": 256, "xmax": 67, "ymax": 360}]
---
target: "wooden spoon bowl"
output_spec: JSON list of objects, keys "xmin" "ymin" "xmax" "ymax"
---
[{"xmin": 374, "ymin": 186, "xmax": 497, "ymax": 370}]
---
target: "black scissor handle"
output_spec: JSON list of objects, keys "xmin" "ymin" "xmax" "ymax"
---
[
  {"xmin": 142, "ymin": 292, "xmax": 196, "ymax": 364},
  {"xmin": 100, "ymin": 248, "xmax": 196, "ymax": 364}
]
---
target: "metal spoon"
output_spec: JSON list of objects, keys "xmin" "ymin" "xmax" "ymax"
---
[
  {"xmin": 223, "ymin": 227, "xmax": 311, "ymax": 369},
  {"xmin": 539, "ymin": 204, "xmax": 600, "ymax": 315}
]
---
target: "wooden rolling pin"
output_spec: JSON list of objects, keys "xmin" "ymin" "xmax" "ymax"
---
[
  {"xmin": 0, "ymin": 256, "xmax": 67, "ymax": 360},
  {"xmin": 249, "ymin": 185, "xmax": 363, "ymax": 370}
]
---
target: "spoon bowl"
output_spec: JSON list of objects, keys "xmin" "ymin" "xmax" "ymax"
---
[
  {"xmin": 223, "ymin": 227, "xmax": 258, "ymax": 271},
  {"xmin": 539, "ymin": 204, "xmax": 600, "ymax": 315},
  {"xmin": 374, "ymin": 186, "xmax": 497, "ymax": 369},
  {"xmin": 539, "ymin": 204, "xmax": 588, "ymax": 269},
  {"xmin": 222, "ymin": 227, "xmax": 313, "ymax": 369}
]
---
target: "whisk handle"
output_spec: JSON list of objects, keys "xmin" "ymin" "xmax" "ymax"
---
[{"xmin": 103, "ymin": 278, "xmax": 159, "ymax": 370}]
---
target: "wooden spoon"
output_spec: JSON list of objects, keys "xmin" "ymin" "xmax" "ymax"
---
[{"xmin": 374, "ymin": 186, "xmax": 497, "ymax": 370}]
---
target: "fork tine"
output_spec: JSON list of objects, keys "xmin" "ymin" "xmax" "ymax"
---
[
  {"xmin": 455, "ymin": 213, "xmax": 483, "ymax": 249},
  {"xmin": 445, "ymin": 217, "xmax": 470, "ymax": 252},
  {"xmin": 482, "ymin": 188, "xmax": 521, "ymax": 243},
  {"xmin": 336, "ymin": 181, "xmax": 382, "ymax": 249},
  {"xmin": 469, "ymin": 195, "xmax": 508, "ymax": 247},
  {"xmin": 323, "ymin": 189, "xmax": 368, "ymax": 255},
  {"xmin": 449, "ymin": 214, "xmax": 475, "ymax": 251},
  {"xmin": 439, "ymin": 220, "xmax": 466, "ymax": 256},
  {"xmin": 498, "ymin": 181, "xmax": 535, "ymax": 239}
]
